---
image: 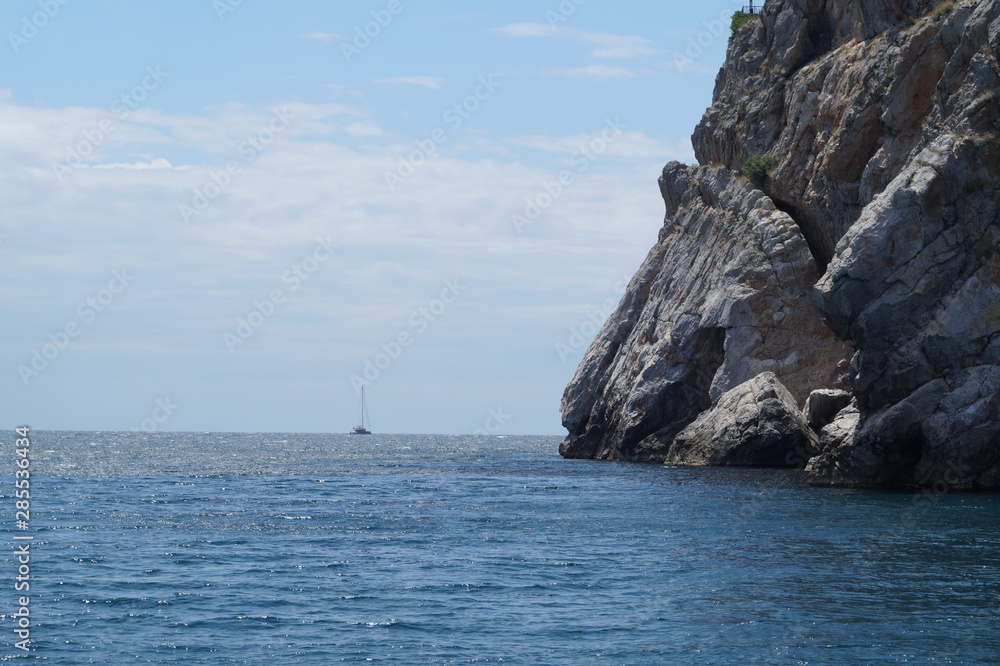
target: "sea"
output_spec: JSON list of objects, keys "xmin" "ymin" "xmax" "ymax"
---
[{"xmin": 1, "ymin": 431, "xmax": 999, "ymax": 664}]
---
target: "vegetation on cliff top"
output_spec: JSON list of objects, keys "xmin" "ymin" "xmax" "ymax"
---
[{"xmin": 729, "ymin": 11, "xmax": 757, "ymax": 42}]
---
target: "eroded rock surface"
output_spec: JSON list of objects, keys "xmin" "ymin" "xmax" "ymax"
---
[
  {"xmin": 559, "ymin": 164, "xmax": 848, "ymax": 462},
  {"xmin": 667, "ymin": 372, "xmax": 818, "ymax": 467},
  {"xmin": 561, "ymin": 0, "xmax": 1000, "ymax": 488},
  {"xmin": 803, "ymin": 389, "xmax": 852, "ymax": 429}
]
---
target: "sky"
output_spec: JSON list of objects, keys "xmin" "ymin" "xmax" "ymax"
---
[{"xmin": 0, "ymin": 0, "xmax": 742, "ymax": 435}]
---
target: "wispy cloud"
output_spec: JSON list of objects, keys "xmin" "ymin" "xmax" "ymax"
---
[
  {"xmin": 662, "ymin": 55, "xmax": 715, "ymax": 75},
  {"xmin": 301, "ymin": 31, "xmax": 340, "ymax": 42},
  {"xmin": 344, "ymin": 120, "xmax": 385, "ymax": 137},
  {"xmin": 374, "ymin": 76, "xmax": 448, "ymax": 90},
  {"xmin": 590, "ymin": 44, "xmax": 662, "ymax": 59},
  {"xmin": 493, "ymin": 22, "xmax": 555, "ymax": 38},
  {"xmin": 0, "ymin": 95, "xmax": 670, "ymax": 359},
  {"xmin": 493, "ymin": 24, "xmax": 662, "ymax": 60},
  {"xmin": 572, "ymin": 30, "xmax": 663, "ymax": 59},
  {"xmin": 510, "ymin": 130, "xmax": 694, "ymax": 163},
  {"xmin": 0, "ymin": 94, "xmax": 679, "ymax": 433},
  {"xmin": 89, "ymin": 158, "xmax": 178, "ymax": 170},
  {"xmin": 543, "ymin": 65, "xmax": 639, "ymax": 79}
]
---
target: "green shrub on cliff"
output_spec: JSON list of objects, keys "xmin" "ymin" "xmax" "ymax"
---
[
  {"xmin": 730, "ymin": 11, "xmax": 755, "ymax": 41},
  {"xmin": 742, "ymin": 154, "xmax": 773, "ymax": 185}
]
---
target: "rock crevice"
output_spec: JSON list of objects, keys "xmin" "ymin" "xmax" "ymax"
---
[
  {"xmin": 560, "ymin": 163, "xmax": 849, "ymax": 463},
  {"xmin": 560, "ymin": 0, "xmax": 1000, "ymax": 489}
]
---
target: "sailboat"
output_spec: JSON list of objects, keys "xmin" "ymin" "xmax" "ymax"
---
[{"xmin": 351, "ymin": 387, "xmax": 372, "ymax": 435}]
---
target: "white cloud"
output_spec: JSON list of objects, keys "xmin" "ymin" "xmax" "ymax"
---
[
  {"xmin": 544, "ymin": 65, "xmax": 639, "ymax": 79},
  {"xmin": 89, "ymin": 158, "xmax": 177, "ymax": 170},
  {"xmin": 374, "ymin": 76, "xmax": 448, "ymax": 90},
  {"xmin": 0, "ymin": 95, "xmax": 681, "ymax": 433},
  {"xmin": 344, "ymin": 121, "xmax": 385, "ymax": 137},
  {"xmin": 590, "ymin": 45, "xmax": 663, "ymax": 59},
  {"xmin": 493, "ymin": 25, "xmax": 662, "ymax": 60},
  {"xmin": 568, "ymin": 29, "xmax": 663, "ymax": 59},
  {"xmin": 662, "ymin": 54, "xmax": 716, "ymax": 74},
  {"xmin": 301, "ymin": 31, "xmax": 340, "ymax": 42},
  {"xmin": 493, "ymin": 22, "xmax": 555, "ymax": 37},
  {"xmin": 0, "ymin": 95, "xmax": 668, "ymax": 315},
  {"xmin": 510, "ymin": 129, "xmax": 694, "ymax": 164}
]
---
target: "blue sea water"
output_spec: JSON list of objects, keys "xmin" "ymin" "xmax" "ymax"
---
[{"xmin": 1, "ymin": 431, "xmax": 999, "ymax": 664}]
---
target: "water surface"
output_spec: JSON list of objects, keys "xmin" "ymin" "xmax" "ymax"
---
[{"xmin": 1, "ymin": 431, "xmax": 997, "ymax": 663}]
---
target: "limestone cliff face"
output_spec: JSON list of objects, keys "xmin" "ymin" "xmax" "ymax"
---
[
  {"xmin": 561, "ymin": 0, "xmax": 1000, "ymax": 488},
  {"xmin": 559, "ymin": 163, "xmax": 850, "ymax": 462},
  {"xmin": 693, "ymin": 0, "xmax": 959, "ymax": 266}
]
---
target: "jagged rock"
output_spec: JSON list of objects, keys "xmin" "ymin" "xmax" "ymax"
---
[
  {"xmin": 666, "ymin": 372, "xmax": 818, "ymax": 467},
  {"xmin": 820, "ymin": 401, "xmax": 860, "ymax": 449},
  {"xmin": 809, "ymin": 368, "xmax": 1000, "ymax": 489},
  {"xmin": 803, "ymin": 389, "xmax": 852, "ymax": 429},
  {"xmin": 562, "ymin": 0, "xmax": 1000, "ymax": 487},
  {"xmin": 559, "ymin": 164, "xmax": 849, "ymax": 462},
  {"xmin": 805, "ymin": 401, "xmax": 861, "ymax": 479},
  {"xmin": 807, "ymin": 381, "xmax": 945, "ymax": 487},
  {"xmin": 693, "ymin": 0, "xmax": 953, "ymax": 268},
  {"xmin": 695, "ymin": 0, "xmax": 1000, "ymax": 488},
  {"xmin": 804, "ymin": 3, "xmax": 1000, "ymax": 488}
]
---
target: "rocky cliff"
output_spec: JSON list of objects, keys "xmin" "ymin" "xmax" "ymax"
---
[{"xmin": 560, "ymin": 0, "xmax": 1000, "ymax": 489}]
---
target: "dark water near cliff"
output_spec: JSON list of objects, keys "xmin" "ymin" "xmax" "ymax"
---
[{"xmin": 1, "ymin": 431, "xmax": 998, "ymax": 663}]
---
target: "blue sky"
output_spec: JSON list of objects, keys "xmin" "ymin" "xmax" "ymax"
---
[{"xmin": 1, "ymin": 0, "xmax": 741, "ymax": 435}]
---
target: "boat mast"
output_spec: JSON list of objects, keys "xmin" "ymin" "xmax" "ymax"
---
[{"xmin": 363, "ymin": 390, "xmax": 371, "ymax": 431}]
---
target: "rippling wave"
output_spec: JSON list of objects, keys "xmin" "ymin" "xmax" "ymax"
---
[{"xmin": 0, "ymin": 431, "xmax": 998, "ymax": 663}]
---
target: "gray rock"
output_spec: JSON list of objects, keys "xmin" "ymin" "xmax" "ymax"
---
[
  {"xmin": 562, "ymin": 0, "xmax": 1000, "ymax": 487},
  {"xmin": 692, "ymin": 0, "xmax": 954, "ymax": 268},
  {"xmin": 808, "ymin": 368, "xmax": 1000, "ymax": 489},
  {"xmin": 807, "ymin": 380, "xmax": 946, "ymax": 487},
  {"xmin": 805, "ymin": 402, "xmax": 860, "ymax": 482},
  {"xmin": 805, "ymin": 2, "xmax": 1000, "ymax": 487},
  {"xmin": 558, "ymin": 164, "xmax": 849, "ymax": 462},
  {"xmin": 819, "ymin": 402, "xmax": 860, "ymax": 450},
  {"xmin": 693, "ymin": 0, "xmax": 1000, "ymax": 487},
  {"xmin": 803, "ymin": 389, "xmax": 852, "ymax": 429},
  {"xmin": 666, "ymin": 372, "xmax": 819, "ymax": 468}
]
